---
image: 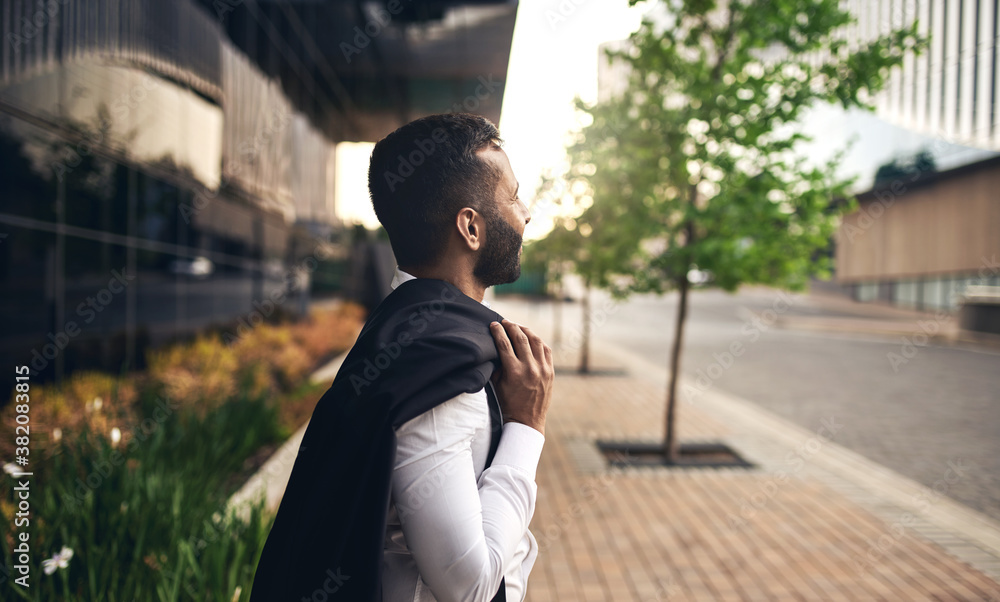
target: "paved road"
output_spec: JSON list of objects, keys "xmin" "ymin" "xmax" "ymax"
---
[{"xmin": 499, "ymin": 288, "xmax": 1000, "ymax": 522}]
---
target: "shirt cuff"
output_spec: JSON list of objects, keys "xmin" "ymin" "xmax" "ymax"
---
[{"xmin": 490, "ymin": 422, "xmax": 546, "ymax": 480}]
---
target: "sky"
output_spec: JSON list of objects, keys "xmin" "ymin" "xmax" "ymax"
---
[
  {"xmin": 493, "ymin": 1, "xmax": 647, "ymax": 240},
  {"xmin": 800, "ymin": 103, "xmax": 998, "ymax": 191}
]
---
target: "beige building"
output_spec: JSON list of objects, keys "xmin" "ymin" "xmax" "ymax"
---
[{"xmin": 835, "ymin": 155, "xmax": 1000, "ymax": 311}]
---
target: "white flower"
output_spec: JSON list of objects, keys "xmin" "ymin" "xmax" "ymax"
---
[
  {"xmin": 52, "ymin": 428, "xmax": 62, "ymax": 442},
  {"xmin": 110, "ymin": 427, "xmax": 122, "ymax": 445},
  {"xmin": 92, "ymin": 396, "xmax": 103, "ymax": 411},
  {"xmin": 42, "ymin": 546, "xmax": 74, "ymax": 575},
  {"xmin": 3, "ymin": 462, "xmax": 19, "ymax": 475}
]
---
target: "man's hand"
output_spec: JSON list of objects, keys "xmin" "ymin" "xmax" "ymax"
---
[{"xmin": 489, "ymin": 319, "xmax": 554, "ymax": 436}]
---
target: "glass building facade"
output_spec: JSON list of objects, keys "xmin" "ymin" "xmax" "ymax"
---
[
  {"xmin": 843, "ymin": 0, "xmax": 1000, "ymax": 151},
  {"xmin": 1, "ymin": 0, "xmax": 338, "ymax": 382}
]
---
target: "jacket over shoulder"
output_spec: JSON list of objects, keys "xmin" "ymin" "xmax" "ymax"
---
[{"xmin": 249, "ymin": 278, "xmax": 503, "ymax": 601}]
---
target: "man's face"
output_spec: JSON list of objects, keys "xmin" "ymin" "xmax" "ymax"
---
[{"xmin": 473, "ymin": 148, "xmax": 530, "ymax": 288}]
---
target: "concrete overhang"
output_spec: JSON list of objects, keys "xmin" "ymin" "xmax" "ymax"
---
[{"xmin": 205, "ymin": 0, "xmax": 518, "ymax": 142}]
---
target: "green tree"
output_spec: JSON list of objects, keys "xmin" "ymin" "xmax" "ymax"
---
[
  {"xmin": 555, "ymin": 0, "xmax": 925, "ymax": 462},
  {"xmin": 525, "ymin": 169, "xmax": 637, "ymax": 373},
  {"xmin": 873, "ymin": 149, "xmax": 936, "ymax": 185}
]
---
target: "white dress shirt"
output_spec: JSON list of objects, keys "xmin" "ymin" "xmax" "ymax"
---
[{"xmin": 382, "ymin": 268, "xmax": 546, "ymax": 602}]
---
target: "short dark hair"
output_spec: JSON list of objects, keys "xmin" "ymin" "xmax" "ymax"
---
[{"xmin": 368, "ymin": 113, "xmax": 503, "ymax": 268}]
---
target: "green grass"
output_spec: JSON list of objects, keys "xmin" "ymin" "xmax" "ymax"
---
[{"xmin": 1, "ymin": 383, "xmax": 283, "ymax": 601}]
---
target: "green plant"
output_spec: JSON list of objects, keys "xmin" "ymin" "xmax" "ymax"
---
[
  {"xmin": 0, "ymin": 297, "xmax": 366, "ymax": 599},
  {"xmin": 0, "ymin": 386, "xmax": 281, "ymax": 600}
]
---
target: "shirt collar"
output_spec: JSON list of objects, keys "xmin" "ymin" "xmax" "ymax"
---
[{"xmin": 390, "ymin": 266, "xmax": 491, "ymax": 309}]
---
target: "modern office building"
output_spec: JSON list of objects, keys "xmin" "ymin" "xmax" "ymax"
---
[
  {"xmin": 834, "ymin": 0, "xmax": 1000, "ymax": 310},
  {"xmin": 844, "ymin": 0, "xmax": 1000, "ymax": 151},
  {"xmin": 0, "ymin": 0, "xmax": 518, "ymax": 382}
]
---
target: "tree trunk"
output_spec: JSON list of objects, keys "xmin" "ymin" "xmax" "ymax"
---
[
  {"xmin": 579, "ymin": 280, "xmax": 592, "ymax": 374},
  {"xmin": 552, "ymin": 280, "xmax": 563, "ymax": 349},
  {"xmin": 664, "ymin": 273, "xmax": 690, "ymax": 463}
]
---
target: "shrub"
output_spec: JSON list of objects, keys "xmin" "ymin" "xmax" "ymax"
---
[
  {"xmin": 145, "ymin": 334, "xmax": 239, "ymax": 418},
  {"xmin": 0, "ymin": 370, "xmax": 137, "ymax": 460},
  {"xmin": 0, "ymin": 300, "xmax": 367, "ymax": 600},
  {"xmin": 231, "ymin": 325, "xmax": 311, "ymax": 395},
  {"xmin": 0, "ymin": 389, "xmax": 281, "ymax": 601},
  {"xmin": 290, "ymin": 302, "xmax": 365, "ymax": 362}
]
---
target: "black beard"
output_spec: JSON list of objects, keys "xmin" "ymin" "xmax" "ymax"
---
[{"xmin": 473, "ymin": 209, "xmax": 522, "ymax": 288}]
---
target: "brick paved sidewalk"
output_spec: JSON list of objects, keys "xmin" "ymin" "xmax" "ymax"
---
[
  {"xmin": 235, "ymin": 296, "xmax": 1000, "ymax": 601},
  {"xmin": 520, "ymin": 339, "xmax": 1000, "ymax": 601}
]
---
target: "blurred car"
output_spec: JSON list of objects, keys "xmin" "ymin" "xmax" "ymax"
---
[
  {"xmin": 687, "ymin": 267, "xmax": 713, "ymax": 287},
  {"xmin": 168, "ymin": 256, "xmax": 214, "ymax": 278}
]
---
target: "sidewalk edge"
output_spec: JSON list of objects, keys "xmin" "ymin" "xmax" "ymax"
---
[
  {"xmin": 597, "ymin": 338, "xmax": 1000, "ymax": 564},
  {"xmin": 224, "ymin": 351, "xmax": 347, "ymax": 519}
]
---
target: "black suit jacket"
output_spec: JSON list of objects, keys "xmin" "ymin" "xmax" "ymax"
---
[{"xmin": 249, "ymin": 278, "xmax": 509, "ymax": 601}]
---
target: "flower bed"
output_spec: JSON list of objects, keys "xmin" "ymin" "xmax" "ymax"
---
[{"xmin": 0, "ymin": 302, "xmax": 365, "ymax": 601}]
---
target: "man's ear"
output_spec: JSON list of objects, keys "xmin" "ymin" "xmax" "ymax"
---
[{"xmin": 455, "ymin": 207, "xmax": 483, "ymax": 252}]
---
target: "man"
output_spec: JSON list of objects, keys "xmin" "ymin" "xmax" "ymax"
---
[{"xmin": 249, "ymin": 113, "xmax": 554, "ymax": 602}]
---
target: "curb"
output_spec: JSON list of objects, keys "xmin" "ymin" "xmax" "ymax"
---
[
  {"xmin": 225, "ymin": 351, "xmax": 348, "ymax": 520},
  {"xmin": 774, "ymin": 315, "xmax": 1000, "ymax": 351},
  {"xmin": 598, "ymin": 338, "xmax": 1000, "ymax": 581},
  {"xmin": 796, "ymin": 290, "xmax": 1000, "ymax": 351}
]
